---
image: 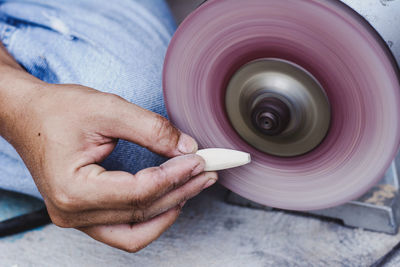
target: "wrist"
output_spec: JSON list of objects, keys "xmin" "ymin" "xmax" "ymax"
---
[{"xmin": 0, "ymin": 64, "xmax": 47, "ymax": 143}]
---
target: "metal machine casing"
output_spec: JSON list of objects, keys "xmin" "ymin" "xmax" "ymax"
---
[{"xmin": 342, "ymin": 0, "xmax": 400, "ymax": 66}]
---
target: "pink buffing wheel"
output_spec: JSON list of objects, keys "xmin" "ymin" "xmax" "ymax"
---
[{"xmin": 163, "ymin": 0, "xmax": 400, "ymax": 210}]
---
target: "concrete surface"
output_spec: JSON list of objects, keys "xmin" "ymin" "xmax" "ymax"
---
[{"xmin": 2, "ymin": 185, "xmax": 400, "ymax": 267}]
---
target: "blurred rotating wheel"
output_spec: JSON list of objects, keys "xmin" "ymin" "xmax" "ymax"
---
[{"xmin": 163, "ymin": 0, "xmax": 400, "ymax": 210}]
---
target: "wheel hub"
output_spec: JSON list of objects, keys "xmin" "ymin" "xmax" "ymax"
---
[{"xmin": 225, "ymin": 59, "xmax": 331, "ymax": 157}]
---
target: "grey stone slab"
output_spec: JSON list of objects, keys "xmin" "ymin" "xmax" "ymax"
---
[{"xmin": 1, "ymin": 186, "xmax": 400, "ymax": 267}]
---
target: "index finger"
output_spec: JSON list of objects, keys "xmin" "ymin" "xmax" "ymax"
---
[{"xmin": 99, "ymin": 96, "xmax": 198, "ymax": 158}]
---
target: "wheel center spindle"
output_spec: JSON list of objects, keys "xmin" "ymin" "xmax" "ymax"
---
[{"xmin": 251, "ymin": 97, "xmax": 291, "ymax": 136}]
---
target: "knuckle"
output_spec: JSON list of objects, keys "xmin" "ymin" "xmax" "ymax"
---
[
  {"xmin": 150, "ymin": 116, "xmax": 177, "ymax": 146},
  {"xmin": 153, "ymin": 166, "xmax": 168, "ymax": 186},
  {"xmin": 158, "ymin": 164, "xmax": 177, "ymax": 189},
  {"xmin": 130, "ymin": 197, "xmax": 149, "ymax": 210},
  {"xmin": 130, "ymin": 188, "xmax": 153, "ymax": 210},
  {"xmin": 131, "ymin": 209, "xmax": 147, "ymax": 222},
  {"xmin": 128, "ymin": 191, "xmax": 148, "ymax": 210},
  {"xmin": 178, "ymin": 195, "xmax": 189, "ymax": 205},
  {"xmin": 170, "ymin": 190, "xmax": 190, "ymax": 208},
  {"xmin": 132, "ymin": 167, "xmax": 168, "ymax": 206},
  {"xmin": 52, "ymin": 191, "xmax": 80, "ymax": 212}
]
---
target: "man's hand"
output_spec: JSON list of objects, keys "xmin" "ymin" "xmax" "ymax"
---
[{"xmin": 0, "ymin": 62, "xmax": 217, "ymax": 252}]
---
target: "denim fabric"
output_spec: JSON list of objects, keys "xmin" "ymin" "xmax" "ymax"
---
[{"xmin": 0, "ymin": 0, "xmax": 177, "ymax": 198}]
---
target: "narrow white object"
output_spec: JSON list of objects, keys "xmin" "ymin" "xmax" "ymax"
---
[{"xmin": 196, "ymin": 148, "xmax": 251, "ymax": 171}]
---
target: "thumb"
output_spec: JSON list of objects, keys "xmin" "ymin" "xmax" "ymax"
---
[{"xmin": 99, "ymin": 94, "xmax": 198, "ymax": 158}]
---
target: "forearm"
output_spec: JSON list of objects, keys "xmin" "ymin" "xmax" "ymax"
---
[
  {"xmin": 0, "ymin": 44, "xmax": 45, "ymax": 143},
  {"xmin": 0, "ymin": 43, "xmax": 23, "ymax": 71}
]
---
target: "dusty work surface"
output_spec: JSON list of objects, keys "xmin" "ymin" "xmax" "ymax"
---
[{"xmin": 1, "ymin": 185, "xmax": 400, "ymax": 267}]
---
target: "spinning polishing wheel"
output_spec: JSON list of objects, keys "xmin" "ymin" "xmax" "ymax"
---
[{"xmin": 163, "ymin": 0, "xmax": 400, "ymax": 211}]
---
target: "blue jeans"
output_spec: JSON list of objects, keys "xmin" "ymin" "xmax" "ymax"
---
[{"xmin": 0, "ymin": 0, "xmax": 176, "ymax": 198}]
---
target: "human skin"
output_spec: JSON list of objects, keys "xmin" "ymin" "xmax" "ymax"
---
[{"xmin": 0, "ymin": 45, "xmax": 218, "ymax": 252}]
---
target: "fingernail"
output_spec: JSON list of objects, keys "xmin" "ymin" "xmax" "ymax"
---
[
  {"xmin": 178, "ymin": 133, "xmax": 198, "ymax": 154},
  {"xmin": 203, "ymin": 178, "xmax": 217, "ymax": 189}
]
